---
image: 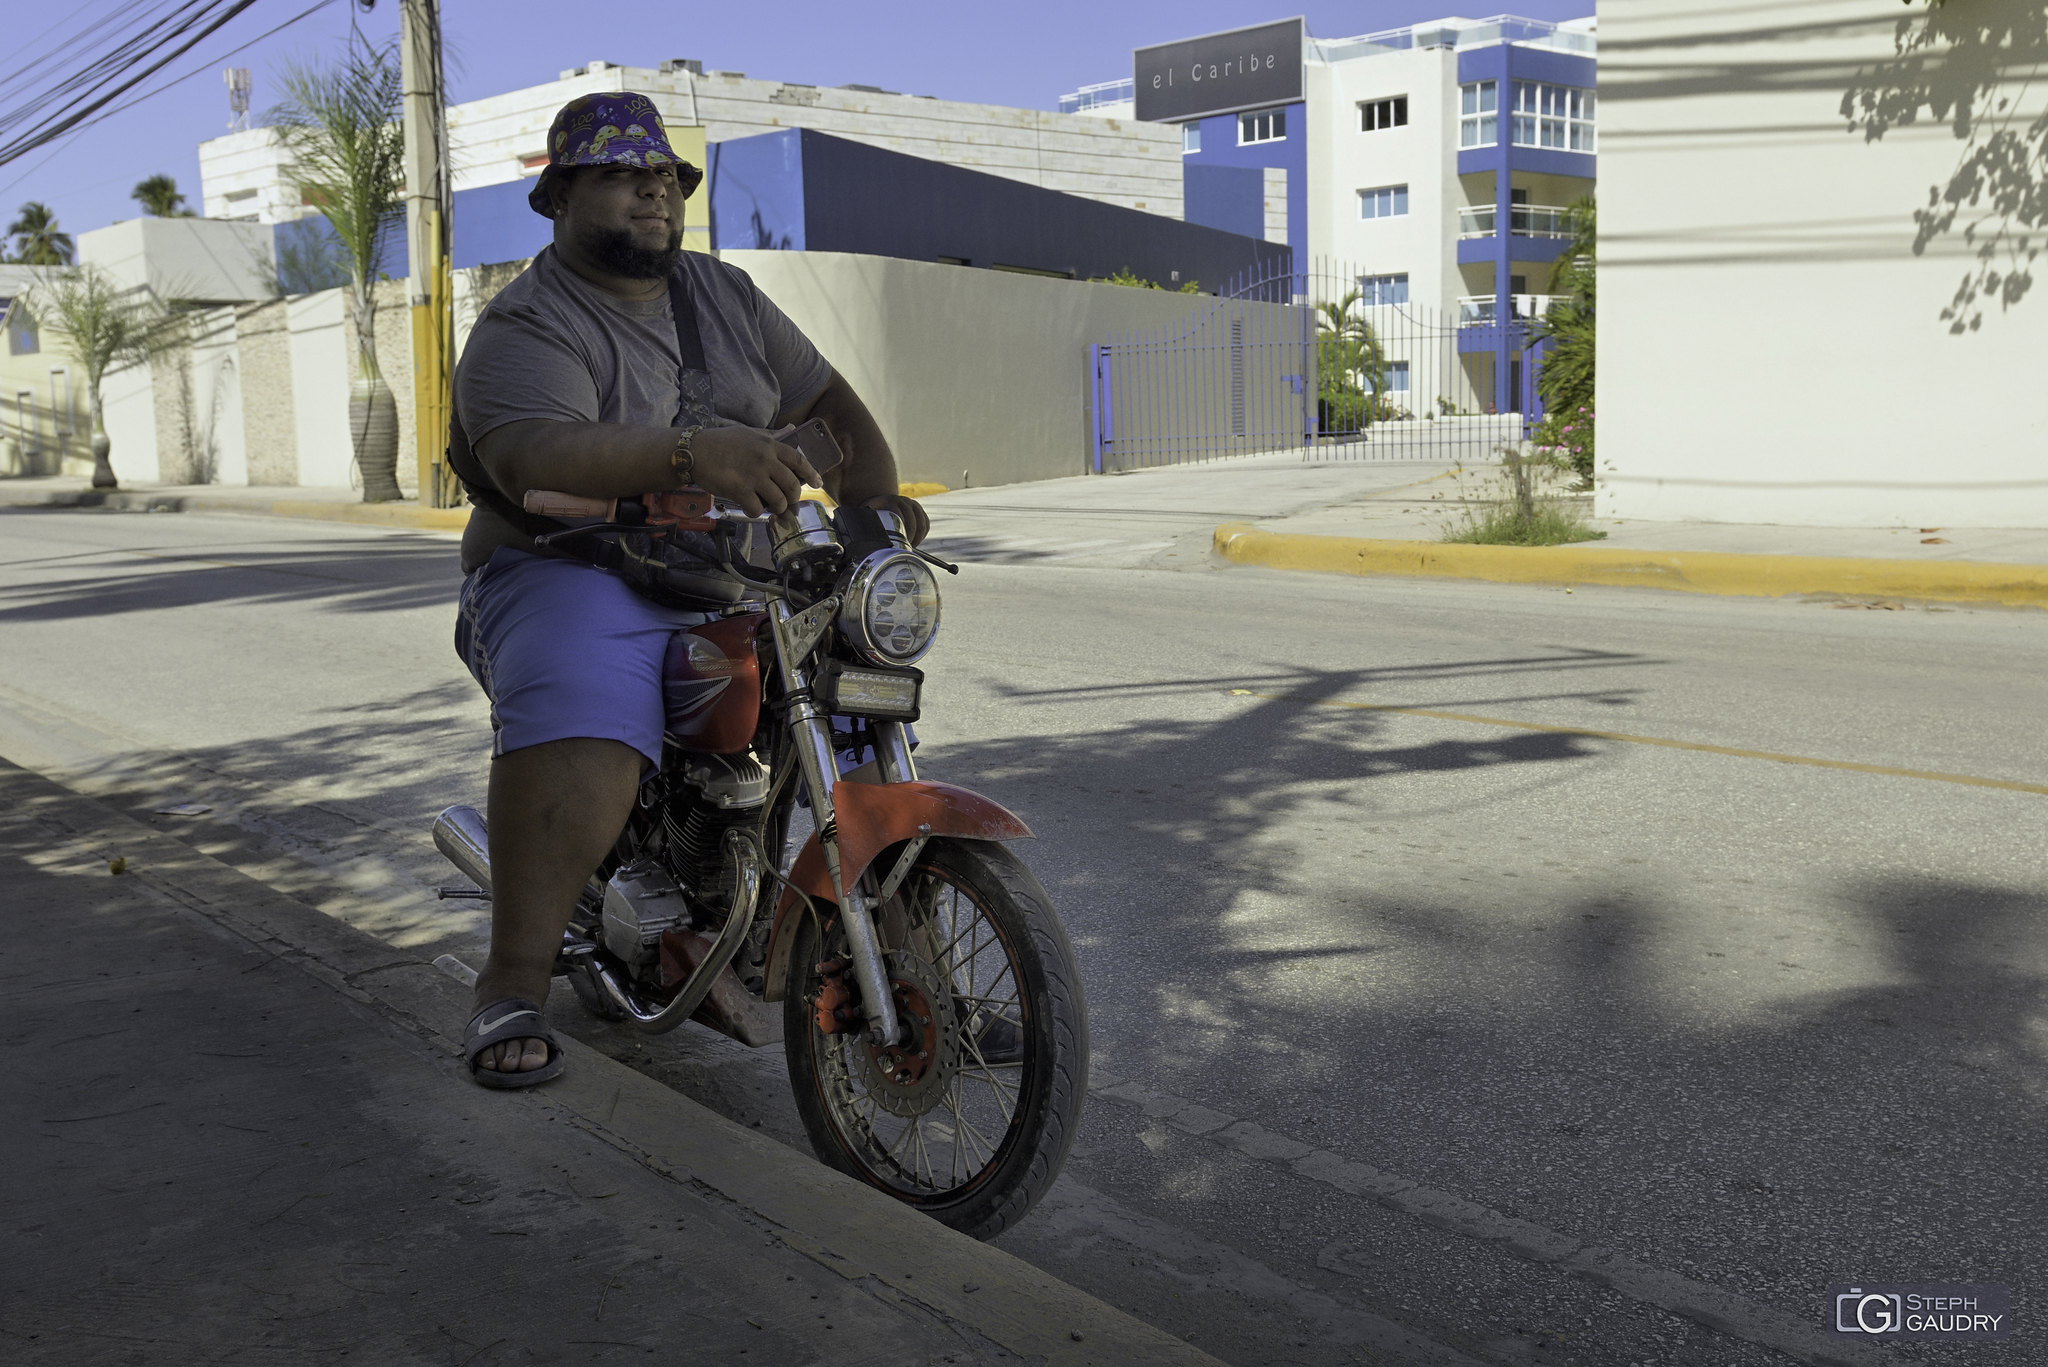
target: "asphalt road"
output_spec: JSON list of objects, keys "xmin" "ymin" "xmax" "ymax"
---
[{"xmin": 1, "ymin": 500, "xmax": 2043, "ymax": 1367}]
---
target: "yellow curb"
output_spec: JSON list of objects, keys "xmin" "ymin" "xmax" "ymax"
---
[
  {"xmin": 899, "ymin": 482, "xmax": 949, "ymax": 499},
  {"xmin": 266, "ymin": 499, "xmax": 470, "ymax": 531},
  {"xmin": 1212, "ymin": 524, "xmax": 2048, "ymax": 610}
]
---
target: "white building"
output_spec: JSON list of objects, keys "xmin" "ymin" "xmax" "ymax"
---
[
  {"xmin": 201, "ymin": 58, "xmax": 1184, "ymax": 239},
  {"xmin": 1065, "ymin": 14, "xmax": 1597, "ymax": 414},
  {"xmin": 1600, "ymin": 0, "xmax": 2048, "ymax": 527}
]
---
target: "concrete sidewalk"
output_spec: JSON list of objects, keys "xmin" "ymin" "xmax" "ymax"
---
[
  {"xmin": 1232, "ymin": 467, "xmax": 2048, "ymax": 566},
  {"xmin": 0, "ymin": 757, "xmax": 1218, "ymax": 1367},
  {"xmin": 14, "ymin": 460, "xmax": 2048, "ymax": 606},
  {"xmin": 0, "ymin": 476, "xmax": 471, "ymax": 531}
]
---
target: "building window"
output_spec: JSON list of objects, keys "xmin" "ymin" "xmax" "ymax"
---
[
  {"xmin": 1459, "ymin": 80, "xmax": 1497, "ymax": 148},
  {"xmin": 1359, "ymin": 96, "xmax": 1408, "ymax": 132},
  {"xmin": 1358, "ymin": 185, "xmax": 1409, "ymax": 220},
  {"xmin": 1383, "ymin": 361, "xmax": 1411, "ymax": 393},
  {"xmin": 1239, "ymin": 108, "xmax": 1286, "ymax": 145},
  {"xmin": 1359, "ymin": 273, "xmax": 1409, "ymax": 305},
  {"xmin": 3, "ymin": 300, "xmax": 37, "ymax": 356},
  {"xmin": 1182, "ymin": 123, "xmax": 1201, "ymax": 155},
  {"xmin": 1512, "ymin": 82, "xmax": 1595, "ymax": 151}
]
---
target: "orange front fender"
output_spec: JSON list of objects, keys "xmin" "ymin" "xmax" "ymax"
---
[{"xmin": 760, "ymin": 779, "xmax": 1031, "ymax": 1002}]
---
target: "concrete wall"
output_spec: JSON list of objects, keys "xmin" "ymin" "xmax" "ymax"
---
[
  {"xmin": 1600, "ymin": 0, "xmax": 2048, "ymax": 526},
  {"xmin": 721, "ymin": 250, "xmax": 1220, "ymax": 488},
  {"xmin": 77, "ymin": 217, "xmax": 276, "ymax": 304},
  {"xmin": 288, "ymin": 290, "xmax": 353, "ymax": 489},
  {"xmin": 236, "ymin": 300, "xmax": 299, "ymax": 485}
]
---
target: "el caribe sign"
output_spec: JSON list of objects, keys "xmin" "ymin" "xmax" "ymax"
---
[{"xmin": 1134, "ymin": 18, "xmax": 1306, "ymax": 124}]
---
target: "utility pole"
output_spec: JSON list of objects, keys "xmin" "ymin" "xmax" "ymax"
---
[{"xmin": 399, "ymin": 0, "xmax": 454, "ymax": 507}]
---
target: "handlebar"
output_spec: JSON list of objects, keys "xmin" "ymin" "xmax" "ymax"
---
[{"xmin": 523, "ymin": 487, "xmax": 726, "ymax": 527}]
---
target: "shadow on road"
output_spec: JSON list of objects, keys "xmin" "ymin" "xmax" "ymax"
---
[
  {"xmin": 0, "ymin": 516, "xmax": 460, "ymax": 622},
  {"xmin": 921, "ymin": 661, "xmax": 2048, "ymax": 1317}
]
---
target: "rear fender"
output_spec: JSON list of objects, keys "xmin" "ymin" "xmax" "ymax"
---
[{"xmin": 761, "ymin": 779, "xmax": 1031, "ymax": 1002}]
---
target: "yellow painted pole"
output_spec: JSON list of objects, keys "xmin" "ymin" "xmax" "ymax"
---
[{"xmin": 401, "ymin": 0, "xmax": 454, "ymax": 508}]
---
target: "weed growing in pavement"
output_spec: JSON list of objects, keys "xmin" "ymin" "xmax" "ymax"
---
[{"xmin": 1439, "ymin": 445, "xmax": 1607, "ymax": 547}]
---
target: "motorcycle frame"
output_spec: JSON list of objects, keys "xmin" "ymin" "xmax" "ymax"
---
[{"xmin": 758, "ymin": 596, "xmax": 1031, "ymax": 1046}]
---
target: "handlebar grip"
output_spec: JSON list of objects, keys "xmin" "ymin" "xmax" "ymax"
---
[
  {"xmin": 658, "ymin": 566, "xmax": 746, "ymax": 604},
  {"xmin": 524, "ymin": 489, "xmax": 615, "ymax": 519}
]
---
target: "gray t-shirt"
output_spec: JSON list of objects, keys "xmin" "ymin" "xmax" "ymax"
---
[{"xmin": 452, "ymin": 246, "xmax": 833, "ymax": 571}]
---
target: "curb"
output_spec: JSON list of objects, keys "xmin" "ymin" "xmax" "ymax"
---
[
  {"xmin": 1213, "ymin": 523, "xmax": 2048, "ymax": 610},
  {"xmin": 2, "ymin": 756, "xmax": 1221, "ymax": 1367},
  {"xmin": 6, "ymin": 484, "xmax": 949, "ymax": 532},
  {"xmin": 4, "ymin": 487, "xmax": 470, "ymax": 531}
]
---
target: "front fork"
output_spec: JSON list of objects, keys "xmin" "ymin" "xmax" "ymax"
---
[{"xmin": 771, "ymin": 600, "xmax": 908, "ymax": 1047}]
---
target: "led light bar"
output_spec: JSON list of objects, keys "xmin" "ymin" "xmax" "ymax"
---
[{"xmin": 822, "ymin": 661, "xmax": 923, "ymax": 721}]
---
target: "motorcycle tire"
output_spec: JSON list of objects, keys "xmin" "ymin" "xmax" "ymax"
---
[{"xmin": 782, "ymin": 836, "xmax": 1088, "ymax": 1241}]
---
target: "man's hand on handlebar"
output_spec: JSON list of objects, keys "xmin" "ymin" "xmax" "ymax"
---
[
  {"xmin": 688, "ymin": 427, "xmax": 820, "ymax": 517},
  {"xmin": 865, "ymin": 494, "xmax": 929, "ymax": 546}
]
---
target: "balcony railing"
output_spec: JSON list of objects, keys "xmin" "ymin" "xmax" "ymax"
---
[
  {"xmin": 1458, "ymin": 293, "xmax": 1559, "ymax": 325},
  {"xmin": 1457, "ymin": 204, "xmax": 1576, "ymax": 240},
  {"xmin": 1058, "ymin": 78, "xmax": 1135, "ymax": 115}
]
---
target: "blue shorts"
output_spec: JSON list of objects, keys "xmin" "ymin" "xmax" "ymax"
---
[
  {"xmin": 456, "ymin": 549, "xmax": 713, "ymax": 766},
  {"xmin": 455, "ymin": 548, "xmax": 915, "ymax": 770}
]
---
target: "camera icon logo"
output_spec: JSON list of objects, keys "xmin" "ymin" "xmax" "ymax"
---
[{"xmin": 1836, "ymin": 1288, "xmax": 1903, "ymax": 1334}]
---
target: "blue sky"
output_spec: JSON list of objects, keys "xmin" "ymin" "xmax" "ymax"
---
[{"xmin": 4, "ymin": 0, "xmax": 1594, "ymax": 243}]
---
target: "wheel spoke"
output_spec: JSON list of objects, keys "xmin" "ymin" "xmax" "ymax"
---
[{"xmin": 808, "ymin": 850, "xmax": 1048, "ymax": 1203}]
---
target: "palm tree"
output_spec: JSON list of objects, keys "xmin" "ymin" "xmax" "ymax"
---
[
  {"xmin": 26, "ymin": 267, "xmax": 180, "ymax": 490},
  {"xmin": 1314, "ymin": 288, "xmax": 1392, "ymax": 435},
  {"xmin": 269, "ymin": 39, "xmax": 405, "ymax": 501},
  {"xmin": 132, "ymin": 175, "xmax": 194, "ymax": 218},
  {"xmin": 7, "ymin": 202, "xmax": 74, "ymax": 266},
  {"xmin": 1534, "ymin": 195, "xmax": 1595, "ymax": 482}
]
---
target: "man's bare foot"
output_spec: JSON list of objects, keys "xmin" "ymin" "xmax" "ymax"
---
[{"xmin": 474, "ymin": 1036, "xmax": 552, "ymax": 1073}]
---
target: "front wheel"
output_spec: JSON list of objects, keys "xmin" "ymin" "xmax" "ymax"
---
[{"xmin": 782, "ymin": 837, "xmax": 1088, "ymax": 1240}]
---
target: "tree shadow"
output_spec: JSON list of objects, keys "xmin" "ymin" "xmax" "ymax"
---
[
  {"xmin": 915, "ymin": 665, "xmax": 2048, "ymax": 1312},
  {"xmin": 1841, "ymin": 1, "xmax": 2048, "ymax": 331},
  {"xmin": 0, "ymin": 515, "xmax": 461, "ymax": 621}
]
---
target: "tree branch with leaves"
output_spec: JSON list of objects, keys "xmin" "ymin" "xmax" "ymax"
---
[
  {"xmin": 269, "ymin": 37, "xmax": 406, "ymax": 499},
  {"xmin": 26, "ymin": 266, "xmax": 183, "ymax": 489},
  {"xmin": 1533, "ymin": 195, "xmax": 1595, "ymax": 484}
]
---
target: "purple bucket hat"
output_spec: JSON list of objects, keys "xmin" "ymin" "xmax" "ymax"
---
[{"xmin": 528, "ymin": 91, "xmax": 703, "ymax": 217}]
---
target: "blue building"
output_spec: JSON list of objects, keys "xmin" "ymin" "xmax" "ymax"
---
[
  {"xmin": 1070, "ymin": 14, "xmax": 1596, "ymax": 414},
  {"xmin": 271, "ymin": 129, "xmax": 1283, "ymax": 302}
]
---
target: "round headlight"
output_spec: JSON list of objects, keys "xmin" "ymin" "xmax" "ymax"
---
[{"xmin": 841, "ymin": 551, "xmax": 942, "ymax": 665}]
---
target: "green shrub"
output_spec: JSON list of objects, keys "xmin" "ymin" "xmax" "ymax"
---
[{"xmin": 1440, "ymin": 446, "xmax": 1606, "ymax": 547}]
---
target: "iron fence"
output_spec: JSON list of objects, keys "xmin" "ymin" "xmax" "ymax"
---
[{"xmin": 1089, "ymin": 255, "xmax": 1549, "ymax": 472}]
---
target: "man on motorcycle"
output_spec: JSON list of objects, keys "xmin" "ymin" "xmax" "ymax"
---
[{"xmin": 447, "ymin": 93, "xmax": 925, "ymax": 1086}]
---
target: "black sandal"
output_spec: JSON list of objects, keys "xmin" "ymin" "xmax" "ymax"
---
[{"xmin": 463, "ymin": 998, "xmax": 566, "ymax": 1089}]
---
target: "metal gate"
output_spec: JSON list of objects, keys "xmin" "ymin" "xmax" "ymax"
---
[{"xmin": 1089, "ymin": 257, "xmax": 1546, "ymax": 473}]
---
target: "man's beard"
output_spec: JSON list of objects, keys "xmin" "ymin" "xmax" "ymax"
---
[{"xmin": 584, "ymin": 221, "xmax": 683, "ymax": 279}]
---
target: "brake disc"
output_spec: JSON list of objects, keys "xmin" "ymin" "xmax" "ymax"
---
[{"xmin": 849, "ymin": 949, "xmax": 960, "ymax": 1118}]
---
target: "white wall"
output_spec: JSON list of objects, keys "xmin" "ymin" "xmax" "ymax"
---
[
  {"xmin": 100, "ymin": 357, "xmax": 159, "ymax": 484},
  {"xmin": 287, "ymin": 289, "xmax": 354, "ymax": 488},
  {"xmin": 184, "ymin": 308, "xmax": 248, "ymax": 484},
  {"xmin": 1600, "ymin": 0, "xmax": 2048, "ymax": 527},
  {"xmin": 720, "ymin": 251, "xmax": 1224, "ymax": 488},
  {"xmin": 77, "ymin": 217, "xmax": 276, "ymax": 304},
  {"xmin": 1311, "ymin": 43, "xmax": 1465, "ymax": 315}
]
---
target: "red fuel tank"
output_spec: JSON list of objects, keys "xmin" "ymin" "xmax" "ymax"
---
[{"xmin": 662, "ymin": 612, "xmax": 764, "ymax": 754}]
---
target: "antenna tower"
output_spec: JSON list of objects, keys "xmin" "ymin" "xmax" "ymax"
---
[{"xmin": 225, "ymin": 68, "xmax": 252, "ymax": 132}]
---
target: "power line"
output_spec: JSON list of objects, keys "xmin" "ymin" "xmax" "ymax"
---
[
  {"xmin": 0, "ymin": 1, "xmax": 266, "ymax": 169},
  {"xmin": 0, "ymin": 0, "xmax": 341, "ymax": 202}
]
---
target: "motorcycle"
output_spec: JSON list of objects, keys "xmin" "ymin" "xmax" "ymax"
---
[{"xmin": 430, "ymin": 488, "xmax": 1087, "ymax": 1240}]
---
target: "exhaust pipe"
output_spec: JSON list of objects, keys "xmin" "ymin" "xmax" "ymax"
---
[{"xmin": 433, "ymin": 805, "xmax": 492, "ymax": 894}]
